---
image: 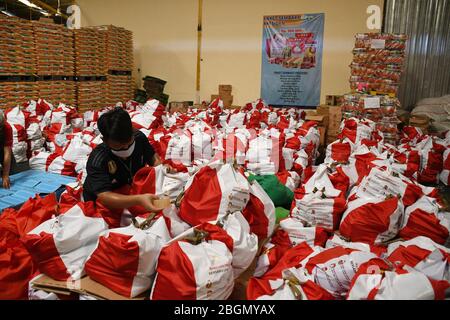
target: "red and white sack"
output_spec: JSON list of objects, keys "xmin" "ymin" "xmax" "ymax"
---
[
  {"xmin": 21, "ymin": 203, "xmax": 108, "ymax": 281},
  {"xmin": 247, "ymin": 242, "xmax": 321, "ymax": 300},
  {"xmin": 162, "ymin": 206, "xmax": 191, "ymax": 237},
  {"xmin": 353, "ymin": 167, "xmax": 422, "ymax": 207},
  {"xmin": 227, "ymin": 112, "xmax": 247, "ymax": 129},
  {"xmin": 387, "ymin": 236, "xmax": 450, "ymax": 281},
  {"xmin": 440, "ymin": 148, "xmax": 450, "ymax": 185},
  {"xmin": 26, "ymin": 122, "xmax": 43, "ymax": 141},
  {"xmin": 219, "ymin": 211, "xmax": 258, "ymax": 278},
  {"xmin": 191, "ymin": 130, "xmax": 213, "ymax": 162},
  {"xmin": 399, "ymin": 196, "xmax": 450, "ymax": 246},
  {"xmin": 304, "ymin": 246, "xmax": 379, "ymax": 299},
  {"xmin": 325, "ymin": 234, "xmax": 387, "ymax": 257},
  {"xmin": 150, "ymin": 223, "xmax": 235, "ymax": 300},
  {"xmin": 131, "ymin": 111, "xmax": 159, "ymax": 130},
  {"xmin": 417, "ymin": 137, "xmax": 444, "ymax": 184},
  {"xmin": 29, "ymin": 151, "xmax": 77, "ymax": 177},
  {"xmin": 276, "ymin": 171, "xmax": 300, "ymax": 192},
  {"xmin": 278, "ymin": 218, "xmax": 329, "ymax": 248},
  {"xmin": 128, "ymin": 165, "xmax": 190, "ymax": 215},
  {"xmin": 256, "ymin": 267, "xmax": 335, "ymax": 300},
  {"xmin": 179, "ymin": 162, "xmax": 250, "ymax": 226},
  {"xmin": 291, "ymin": 165, "xmax": 347, "ymax": 231},
  {"xmin": 84, "ymin": 215, "xmax": 171, "ymax": 298},
  {"xmin": 325, "ymin": 139, "xmax": 354, "ymax": 164},
  {"xmin": 339, "ymin": 196, "xmax": 404, "ymax": 245},
  {"xmin": 165, "ymin": 132, "xmax": 192, "ymax": 166},
  {"xmin": 242, "ymin": 180, "xmax": 276, "ymax": 240},
  {"xmin": 62, "ymin": 136, "xmax": 92, "ymax": 163},
  {"xmin": 348, "ymin": 260, "xmax": 450, "ymax": 300},
  {"xmin": 5, "ymin": 106, "xmax": 30, "ymax": 127}
]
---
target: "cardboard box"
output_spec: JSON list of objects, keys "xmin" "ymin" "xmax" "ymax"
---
[
  {"xmin": 326, "ymin": 95, "xmax": 344, "ymax": 106},
  {"xmin": 318, "ymin": 126, "xmax": 327, "ymax": 146},
  {"xmin": 219, "ymin": 84, "xmax": 232, "ymax": 95},
  {"xmin": 169, "ymin": 101, "xmax": 189, "ymax": 113},
  {"xmin": 30, "ymin": 274, "xmax": 146, "ymax": 300},
  {"xmin": 305, "ymin": 113, "xmax": 329, "ymax": 129}
]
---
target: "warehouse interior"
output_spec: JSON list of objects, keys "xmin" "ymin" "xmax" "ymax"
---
[{"xmin": 0, "ymin": 0, "xmax": 449, "ymax": 302}]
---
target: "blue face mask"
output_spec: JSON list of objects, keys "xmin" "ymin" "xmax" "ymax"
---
[{"xmin": 111, "ymin": 141, "xmax": 136, "ymax": 158}]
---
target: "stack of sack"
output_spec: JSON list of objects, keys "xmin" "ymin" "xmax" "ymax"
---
[
  {"xmin": 1, "ymin": 96, "xmax": 449, "ymax": 300},
  {"xmin": 248, "ymin": 116, "xmax": 450, "ymax": 300}
]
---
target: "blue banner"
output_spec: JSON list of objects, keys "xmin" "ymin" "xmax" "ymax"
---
[{"xmin": 261, "ymin": 13, "xmax": 325, "ymax": 107}]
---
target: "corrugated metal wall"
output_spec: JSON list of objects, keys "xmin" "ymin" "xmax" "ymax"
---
[{"xmin": 383, "ymin": 0, "xmax": 450, "ymax": 110}]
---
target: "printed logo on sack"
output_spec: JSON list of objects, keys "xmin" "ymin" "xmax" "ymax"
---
[
  {"xmin": 366, "ymin": 264, "xmax": 383, "ymax": 290},
  {"xmin": 367, "ymin": 5, "xmax": 382, "ymax": 30}
]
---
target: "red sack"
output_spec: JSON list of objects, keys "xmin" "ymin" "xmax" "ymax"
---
[
  {"xmin": 150, "ymin": 223, "xmax": 235, "ymax": 300},
  {"xmin": 339, "ymin": 196, "xmax": 404, "ymax": 245},
  {"xmin": 0, "ymin": 194, "xmax": 58, "ymax": 242},
  {"xmin": 242, "ymin": 180, "xmax": 276, "ymax": 240},
  {"xmin": 399, "ymin": 196, "xmax": 450, "ymax": 246},
  {"xmin": 0, "ymin": 239, "xmax": 36, "ymax": 300},
  {"xmin": 247, "ymin": 242, "xmax": 319, "ymax": 300}
]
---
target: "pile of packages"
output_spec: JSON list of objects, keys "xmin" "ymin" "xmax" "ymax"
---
[
  {"xmin": 250, "ymin": 119, "xmax": 450, "ymax": 300},
  {"xmin": 74, "ymin": 28, "xmax": 108, "ymax": 77},
  {"xmin": 91, "ymin": 25, "xmax": 133, "ymax": 72},
  {"xmin": 106, "ymin": 75, "xmax": 134, "ymax": 106},
  {"xmin": 0, "ymin": 16, "xmax": 36, "ymax": 76},
  {"xmin": 0, "ymin": 97, "xmax": 449, "ymax": 300},
  {"xmin": 350, "ymin": 33, "xmax": 407, "ymax": 96},
  {"xmin": 0, "ymin": 82, "xmax": 39, "ymax": 110},
  {"xmin": 76, "ymin": 81, "xmax": 108, "ymax": 111},
  {"xmin": 342, "ymin": 33, "xmax": 408, "ymax": 146},
  {"xmin": 32, "ymin": 20, "xmax": 74, "ymax": 76}
]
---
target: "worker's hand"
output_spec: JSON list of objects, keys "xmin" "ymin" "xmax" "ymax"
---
[
  {"xmin": 138, "ymin": 194, "xmax": 163, "ymax": 212},
  {"xmin": 2, "ymin": 175, "xmax": 10, "ymax": 189}
]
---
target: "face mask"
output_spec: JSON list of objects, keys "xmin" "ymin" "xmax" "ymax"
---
[{"xmin": 111, "ymin": 141, "xmax": 136, "ymax": 158}]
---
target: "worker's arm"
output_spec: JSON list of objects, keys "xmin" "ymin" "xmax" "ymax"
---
[
  {"xmin": 97, "ymin": 191, "xmax": 162, "ymax": 212},
  {"xmin": 2, "ymin": 146, "xmax": 12, "ymax": 189}
]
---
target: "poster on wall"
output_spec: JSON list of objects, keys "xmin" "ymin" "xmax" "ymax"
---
[{"xmin": 261, "ymin": 13, "xmax": 324, "ymax": 107}]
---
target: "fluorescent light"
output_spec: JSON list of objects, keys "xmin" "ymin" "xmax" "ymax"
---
[
  {"xmin": 1, "ymin": 10, "xmax": 15, "ymax": 17},
  {"xmin": 17, "ymin": 0, "xmax": 43, "ymax": 10}
]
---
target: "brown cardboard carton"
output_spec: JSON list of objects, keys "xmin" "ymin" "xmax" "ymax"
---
[
  {"xmin": 211, "ymin": 94, "xmax": 220, "ymax": 101},
  {"xmin": 219, "ymin": 84, "xmax": 232, "ymax": 94},
  {"xmin": 305, "ymin": 114, "xmax": 329, "ymax": 129},
  {"xmin": 318, "ymin": 126, "xmax": 327, "ymax": 146},
  {"xmin": 30, "ymin": 274, "xmax": 146, "ymax": 300}
]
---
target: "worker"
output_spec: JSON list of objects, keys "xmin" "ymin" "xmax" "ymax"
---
[
  {"xmin": 83, "ymin": 107, "xmax": 170, "ymax": 212},
  {"xmin": 0, "ymin": 112, "xmax": 14, "ymax": 189}
]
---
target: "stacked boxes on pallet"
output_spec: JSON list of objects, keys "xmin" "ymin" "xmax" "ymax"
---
[
  {"xmin": 33, "ymin": 19, "xmax": 74, "ymax": 76},
  {"xmin": 106, "ymin": 74, "xmax": 134, "ymax": 106},
  {"xmin": 91, "ymin": 25, "xmax": 134, "ymax": 106},
  {"xmin": 38, "ymin": 80, "xmax": 76, "ymax": 106},
  {"xmin": 0, "ymin": 81, "xmax": 39, "ymax": 109},
  {"xmin": 77, "ymin": 81, "xmax": 108, "ymax": 111},
  {"xmin": 0, "ymin": 16, "xmax": 36, "ymax": 76},
  {"xmin": 74, "ymin": 28, "xmax": 107, "ymax": 76}
]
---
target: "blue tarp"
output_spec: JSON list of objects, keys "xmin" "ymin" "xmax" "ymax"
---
[{"xmin": 0, "ymin": 170, "xmax": 76, "ymax": 211}]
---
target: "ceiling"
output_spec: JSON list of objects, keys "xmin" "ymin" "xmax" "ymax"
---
[{"xmin": 0, "ymin": 0, "xmax": 75, "ymax": 24}]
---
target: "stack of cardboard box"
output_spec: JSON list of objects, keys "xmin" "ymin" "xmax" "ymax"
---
[
  {"xmin": 33, "ymin": 19, "xmax": 74, "ymax": 76},
  {"xmin": 106, "ymin": 74, "xmax": 134, "ymax": 106},
  {"xmin": 74, "ymin": 28, "xmax": 107, "ymax": 76},
  {"xmin": 0, "ymin": 81, "xmax": 39, "ymax": 110},
  {"xmin": 76, "ymin": 81, "xmax": 108, "ymax": 111},
  {"xmin": 317, "ymin": 105, "xmax": 343, "ymax": 145},
  {"xmin": 211, "ymin": 84, "xmax": 234, "ymax": 108},
  {"xmin": 91, "ymin": 25, "xmax": 133, "ymax": 72},
  {"xmin": 0, "ymin": 16, "xmax": 36, "ymax": 76}
]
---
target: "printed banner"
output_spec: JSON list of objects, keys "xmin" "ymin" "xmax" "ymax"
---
[{"xmin": 261, "ymin": 14, "xmax": 325, "ymax": 107}]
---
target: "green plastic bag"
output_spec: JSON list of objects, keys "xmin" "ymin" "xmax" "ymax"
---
[
  {"xmin": 248, "ymin": 174, "xmax": 294, "ymax": 209},
  {"xmin": 275, "ymin": 207, "xmax": 290, "ymax": 224}
]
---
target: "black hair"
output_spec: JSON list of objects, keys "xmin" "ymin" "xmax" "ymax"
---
[{"xmin": 97, "ymin": 108, "xmax": 133, "ymax": 143}]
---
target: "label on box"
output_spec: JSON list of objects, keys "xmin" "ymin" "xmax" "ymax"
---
[
  {"xmin": 364, "ymin": 97, "xmax": 381, "ymax": 109},
  {"xmin": 370, "ymin": 39, "xmax": 386, "ymax": 49}
]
